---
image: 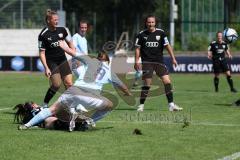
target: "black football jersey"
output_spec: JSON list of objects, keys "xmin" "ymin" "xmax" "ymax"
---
[
  {"xmin": 135, "ymin": 28, "xmax": 169, "ymax": 63},
  {"xmin": 38, "ymin": 27, "xmax": 71, "ymax": 60},
  {"xmin": 208, "ymin": 41, "xmax": 228, "ymax": 60}
]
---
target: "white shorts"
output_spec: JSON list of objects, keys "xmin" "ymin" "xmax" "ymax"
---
[{"xmin": 58, "ymin": 86, "xmax": 111, "ymax": 111}]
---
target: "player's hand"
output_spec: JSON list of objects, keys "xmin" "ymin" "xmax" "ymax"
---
[
  {"xmin": 172, "ymin": 59, "xmax": 178, "ymax": 67},
  {"xmin": 59, "ymin": 40, "xmax": 67, "ymax": 50},
  {"xmin": 45, "ymin": 68, "xmax": 51, "ymax": 78},
  {"xmin": 134, "ymin": 63, "xmax": 141, "ymax": 71},
  {"xmin": 207, "ymin": 54, "xmax": 212, "ymax": 60},
  {"xmin": 228, "ymin": 54, "xmax": 233, "ymax": 59},
  {"xmin": 125, "ymin": 92, "xmax": 133, "ymax": 96}
]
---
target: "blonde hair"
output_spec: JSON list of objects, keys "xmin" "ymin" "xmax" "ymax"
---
[{"xmin": 45, "ymin": 9, "xmax": 57, "ymax": 24}]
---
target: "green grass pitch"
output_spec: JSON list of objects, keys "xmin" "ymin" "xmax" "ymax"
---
[{"xmin": 1, "ymin": 72, "xmax": 240, "ymax": 160}]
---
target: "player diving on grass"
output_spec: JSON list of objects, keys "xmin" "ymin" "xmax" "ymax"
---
[
  {"xmin": 18, "ymin": 43, "xmax": 132, "ymax": 132},
  {"xmin": 14, "ymin": 101, "xmax": 92, "ymax": 131}
]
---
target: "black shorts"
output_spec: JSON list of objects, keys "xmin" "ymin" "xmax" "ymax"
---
[
  {"xmin": 46, "ymin": 58, "xmax": 72, "ymax": 78},
  {"xmin": 142, "ymin": 62, "xmax": 169, "ymax": 79},
  {"xmin": 212, "ymin": 60, "xmax": 230, "ymax": 74}
]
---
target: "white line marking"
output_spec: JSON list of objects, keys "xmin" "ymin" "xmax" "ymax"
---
[
  {"xmin": 98, "ymin": 120, "xmax": 240, "ymax": 127},
  {"xmin": 0, "ymin": 107, "xmax": 11, "ymax": 111},
  {"xmin": 218, "ymin": 152, "xmax": 240, "ymax": 160}
]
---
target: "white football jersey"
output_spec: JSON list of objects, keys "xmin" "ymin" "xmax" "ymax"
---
[{"xmin": 73, "ymin": 56, "xmax": 123, "ymax": 91}]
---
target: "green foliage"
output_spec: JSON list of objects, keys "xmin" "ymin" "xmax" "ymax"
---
[{"xmin": 186, "ymin": 34, "xmax": 209, "ymax": 51}]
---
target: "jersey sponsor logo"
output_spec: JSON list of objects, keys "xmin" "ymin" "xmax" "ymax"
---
[
  {"xmin": 143, "ymin": 37, "xmax": 147, "ymax": 40},
  {"xmin": 47, "ymin": 37, "xmax": 52, "ymax": 41},
  {"xmin": 50, "ymin": 41, "xmax": 59, "ymax": 48},
  {"xmin": 58, "ymin": 33, "xmax": 63, "ymax": 38},
  {"xmin": 145, "ymin": 42, "xmax": 159, "ymax": 47},
  {"xmin": 217, "ymin": 49, "xmax": 224, "ymax": 53},
  {"xmin": 156, "ymin": 36, "xmax": 161, "ymax": 40}
]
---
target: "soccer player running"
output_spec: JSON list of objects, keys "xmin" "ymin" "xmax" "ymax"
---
[
  {"xmin": 134, "ymin": 15, "xmax": 182, "ymax": 112},
  {"xmin": 207, "ymin": 31, "xmax": 237, "ymax": 93},
  {"xmin": 38, "ymin": 9, "xmax": 75, "ymax": 108},
  {"xmin": 19, "ymin": 43, "xmax": 132, "ymax": 132}
]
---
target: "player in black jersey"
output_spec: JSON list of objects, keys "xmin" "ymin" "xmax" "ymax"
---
[
  {"xmin": 134, "ymin": 15, "xmax": 182, "ymax": 112},
  {"xmin": 38, "ymin": 9, "xmax": 76, "ymax": 108},
  {"xmin": 207, "ymin": 31, "xmax": 237, "ymax": 93}
]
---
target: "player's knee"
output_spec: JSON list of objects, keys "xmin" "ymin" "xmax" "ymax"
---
[
  {"xmin": 103, "ymin": 100, "xmax": 113, "ymax": 110},
  {"xmin": 63, "ymin": 79, "xmax": 72, "ymax": 89},
  {"xmin": 142, "ymin": 86, "xmax": 150, "ymax": 91},
  {"xmin": 64, "ymin": 81, "xmax": 72, "ymax": 88},
  {"xmin": 51, "ymin": 81, "xmax": 62, "ymax": 90},
  {"xmin": 51, "ymin": 84, "xmax": 61, "ymax": 91}
]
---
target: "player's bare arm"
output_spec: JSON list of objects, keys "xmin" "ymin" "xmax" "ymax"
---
[
  {"xmin": 226, "ymin": 49, "xmax": 232, "ymax": 59},
  {"xmin": 118, "ymin": 84, "xmax": 132, "ymax": 96},
  {"xmin": 207, "ymin": 51, "xmax": 212, "ymax": 60},
  {"xmin": 59, "ymin": 40, "xmax": 77, "ymax": 57},
  {"xmin": 39, "ymin": 50, "xmax": 51, "ymax": 78},
  {"xmin": 66, "ymin": 40, "xmax": 76, "ymax": 52},
  {"xmin": 134, "ymin": 47, "xmax": 141, "ymax": 71},
  {"xmin": 165, "ymin": 44, "xmax": 178, "ymax": 67}
]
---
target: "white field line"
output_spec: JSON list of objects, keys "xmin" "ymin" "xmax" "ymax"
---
[
  {"xmin": 0, "ymin": 107, "xmax": 11, "ymax": 111},
  {"xmin": 1, "ymin": 106, "xmax": 240, "ymax": 127},
  {"xmin": 98, "ymin": 120, "xmax": 240, "ymax": 127},
  {"xmin": 217, "ymin": 152, "xmax": 240, "ymax": 160}
]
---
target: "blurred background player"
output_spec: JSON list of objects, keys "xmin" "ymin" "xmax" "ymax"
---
[
  {"xmin": 38, "ymin": 9, "xmax": 76, "ymax": 108},
  {"xmin": 19, "ymin": 47, "xmax": 132, "ymax": 132},
  {"xmin": 71, "ymin": 20, "xmax": 88, "ymax": 76},
  {"xmin": 134, "ymin": 15, "xmax": 182, "ymax": 112},
  {"xmin": 207, "ymin": 31, "xmax": 237, "ymax": 93}
]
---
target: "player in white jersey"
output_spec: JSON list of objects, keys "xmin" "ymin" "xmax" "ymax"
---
[
  {"xmin": 72, "ymin": 20, "xmax": 88, "ymax": 77},
  {"xmin": 72, "ymin": 20, "xmax": 88, "ymax": 55},
  {"xmin": 18, "ymin": 43, "xmax": 132, "ymax": 132}
]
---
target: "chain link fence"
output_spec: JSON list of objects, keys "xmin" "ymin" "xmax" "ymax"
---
[{"xmin": 0, "ymin": 0, "xmax": 61, "ymax": 29}]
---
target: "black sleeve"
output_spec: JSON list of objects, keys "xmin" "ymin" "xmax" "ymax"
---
[
  {"xmin": 38, "ymin": 34, "xmax": 46, "ymax": 50},
  {"xmin": 225, "ymin": 44, "xmax": 228, "ymax": 51},
  {"xmin": 208, "ymin": 43, "xmax": 213, "ymax": 52},
  {"xmin": 162, "ymin": 31, "xmax": 169, "ymax": 46},
  {"xmin": 63, "ymin": 27, "xmax": 72, "ymax": 42}
]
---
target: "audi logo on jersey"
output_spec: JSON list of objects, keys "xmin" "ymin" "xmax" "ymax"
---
[
  {"xmin": 50, "ymin": 41, "xmax": 60, "ymax": 48},
  {"xmin": 145, "ymin": 42, "xmax": 159, "ymax": 47}
]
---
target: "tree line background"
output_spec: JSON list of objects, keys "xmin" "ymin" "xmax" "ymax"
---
[{"xmin": 0, "ymin": 0, "xmax": 240, "ymax": 52}]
